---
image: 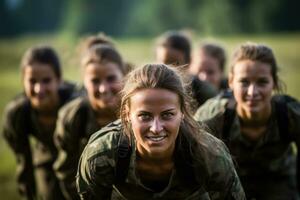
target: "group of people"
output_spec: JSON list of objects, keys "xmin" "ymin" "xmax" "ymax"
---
[{"xmin": 2, "ymin": 31, "xmax": 300, "ymax": 200}]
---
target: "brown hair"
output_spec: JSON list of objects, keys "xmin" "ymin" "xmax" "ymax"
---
[
  {"xmin": 81, "ymin": 44, "xmax": 125, "ymax": 74},
  {"xmin": 21, "ymin": 45, "xmax": 61, "ymax": 79},
  {"xmin": 230, "ymin": 42, "xmax": 284, "ymax": 93},
  {"xmin": 156, "ymin": 31, "xmax": 191, "ymax": 64},
  {"xmin": 120, "ymin": 63, "xmax": 208, "ymax": 184},
  {"xmin": 79, "ymin": 32, "xmax": 114, "ymax": 53},
  {"xmin": 200, "ymin": 42, "xmax": 226, "ymax": 71}
]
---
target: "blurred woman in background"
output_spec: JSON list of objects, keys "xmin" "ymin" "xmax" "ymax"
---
[
  {"xmin": 53, "ymin": 43, "xmax": 126, "ymax": 200},
  {"xmin": 2, "ymin": 45, "xmax": 77, "ymax": 200},
  {"xmin": 189, "ymin": 42, "xmax": 228, "ymax": 91},
  {"xmin": 155, "ymin": 31, "xmax": 217, "ymax": 109},
  {"xmin": 195, "ymin": 42, "xmax": 300, "ymax": 199}
]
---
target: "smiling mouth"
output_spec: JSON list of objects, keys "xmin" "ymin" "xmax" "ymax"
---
[{"xmin": 145, "ymin": 135, "xmax": 167, "ymax": 142}]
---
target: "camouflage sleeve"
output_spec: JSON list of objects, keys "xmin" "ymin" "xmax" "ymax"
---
[
  {"xmin": 76, "ymin": 145, "xmax": 116, "ymax": 199},
  {"xmin": 76, "ymin": 122, "xmax": 122, "ymax": 200},
  {"xmin": 194, "ymin": 98, "xmax": 228, "ymax": 138},
  {"xmin": 2, "ymin": 103, "xmax": 36, "ymax": 199},
  {"xmin": 53, "ymin": 103, "xmax": 82, "ymax": 200},
  {"xmin": 206, "ymin": 139, "xmax": 246, "ymax": 200}
]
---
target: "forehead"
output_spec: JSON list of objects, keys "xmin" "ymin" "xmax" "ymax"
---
[
  {"xmin": 84, "ymin": 62, "xmax": 122, "ymax": 76},
  {"xmin": 233, "ymin": 60, "xmax": 272, "ymax": 77},
  {"xmin": 129, "ymin": 88, "xmax": 180, "ymax": 111},
  {"xmin": 23, "ymin": 63, "xmax": 57, "ymax": 78}
]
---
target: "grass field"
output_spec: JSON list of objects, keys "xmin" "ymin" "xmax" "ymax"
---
[{"xmin": 0, "ymin": 33, "xmax": 299, "ymax": 199}]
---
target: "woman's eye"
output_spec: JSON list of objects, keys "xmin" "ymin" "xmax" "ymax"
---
[
  {"xmin": 91, "ymin": 78, "xmax": 100, "ymax": 84},
  {"xmin": 138, "ymin": 114, "xmax": 151, "ymax": 121},
  {"xmin": 162, "ymin": 112, "xmax": 174, "ymax": 120},
  {"xmin": 106, "ymin": 75, "xmax": 117, "ymax": 83},
  {"xmin": 239, "ymin": 79, "xmax": 249, "ymax": 86},
  {"xmin": 257, "ymin": 79, "xmax": 269, "ymax": 86},
  {"xmin": 29, "ymin": 78, "xmax": 36, "ymax": 85}
]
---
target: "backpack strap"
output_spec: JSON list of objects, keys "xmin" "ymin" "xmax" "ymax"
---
[
  {"xmin": 115, "ymin": 132, "xmax": 132, "ymax": 183},
  {"xmin": 22, "ymin": 99, "xmax": 32, "ymax": 136},
  {"xmin": 273, "ymin": 95, "xmax": 296, "ymax": 142},
  {"xmin": 221, "ymin": 90, "xmax": 236, "ymax": 144}
]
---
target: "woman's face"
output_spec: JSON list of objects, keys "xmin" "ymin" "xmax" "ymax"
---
[
  {"xmin": 84, "ymin": 62, "xmax": 123, "ymax": 111},
  {"xmin": 229, "ymin": 59, "xmax": 274, "ymax": 119},
  {"xmin": 23, "ymin": 63, "xmax": 61, "ymax": 111},
  {"xmin": 190, "ymin": 51, "xmax": 223, "ymax": 89},
  {"xmin": 156, "ymin": 46, "xmax": 186, "ymax": 66},
  {"xmin": 128, "ymin": 88, "xmax": 183, "ymax": 158}
]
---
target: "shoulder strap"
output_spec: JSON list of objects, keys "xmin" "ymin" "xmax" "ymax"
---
[
  {"xmin": 273, "ymin": 95, "xmax": 296, "ymax": 142},
  {"xmin": 115, "ymin": 132, "xmax": 132, "ymax": 183},
  {"xmin": 221, "ymin": 91, "xmax": 236, "ymax": 143},
  {"xmin": 77, "ymin": 99, "xmax": 89, "ymax": 138},
  {"xmin": 22, "ymin": 99, "xmax": 32, "ymax": 135}
]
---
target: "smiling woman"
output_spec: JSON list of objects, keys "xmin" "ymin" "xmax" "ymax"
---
[
  {"xmin": 53, "ymin": 42, "xmax": 126, "ymax": 200},
  {"xmin": 76, "ymin": 63, "xmax": 245, "ymax": 199},
  {"xmin": 2, "ymin": 45, "xmax": 77, "ymax": 200},
  {"xmin": 194, "ymin": 42, "xmax": 300, "ymax": 199}
]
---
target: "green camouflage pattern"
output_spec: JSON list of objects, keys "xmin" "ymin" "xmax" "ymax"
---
[
  {"xmin": 76, "ymin": 120, "xmax": 245, "ymax": 200},
  {"xmin": 194, "ymin": 95, "xmax": 300, "ymax": 199},
  {"xmin": 53, "ymin": 97, "xmax": 105, "ymax": 200}
]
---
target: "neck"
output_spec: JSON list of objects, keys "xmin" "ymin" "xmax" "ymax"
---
[
  {"xmin": 237, "ymin": 104, "xmax": 271, "ymax": 128},
  {"xmin": 137, "ymin": 145, "xmax": 175, "ymax": 167}
]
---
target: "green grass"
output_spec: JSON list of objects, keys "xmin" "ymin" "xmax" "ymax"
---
[{"xmin": 0, "ymin": 33, "xmax": 299, "ymax": 199}]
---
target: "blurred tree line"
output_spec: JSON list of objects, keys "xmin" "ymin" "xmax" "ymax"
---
[{"xmin": 1, "ymin": 0, "xmax": 300, "ymax": 37}]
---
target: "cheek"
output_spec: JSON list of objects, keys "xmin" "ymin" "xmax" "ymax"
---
[
  {"xmin": 110, "ymin": 83, "xmax": 122, "ymax": 93},
  {"xmin": 130, "ymin": 120, "xmax": 145, "ymax": 139}
]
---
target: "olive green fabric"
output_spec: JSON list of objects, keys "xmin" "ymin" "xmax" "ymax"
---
[
  {"xmin": 53, "ymin": 97, "xmax": 104, "ymax": 200},
  {"xmin": 2, "ymin": 83, "xmax": 77, "ymax": 200},
  {"xmin": 76, "ymin": 120, "xmax": 245, "ymax": 200},
  {"xmin": 194, "ymin": 95, "xmax": 300, "ymax": 199}
]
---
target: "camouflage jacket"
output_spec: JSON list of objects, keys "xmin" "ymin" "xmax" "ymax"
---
[
  {"xmin": 53, "ymin": 97, "xmax": 107, "ymax": 200},
  {"xmin": 194, "ymin": 95, "xmax": 300, "ymax": 199},
  {"xmin": 2, "ymin": 82, "xmax": 77, "ymax": 199},
  {"xmin": 76, "ymin": 120, "xmax": 245, "ymax": 200}
]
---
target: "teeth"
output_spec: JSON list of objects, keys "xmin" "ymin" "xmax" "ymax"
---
[{"xmin": 146, "ymin": 136, "xmax": 166, "ymax": 142}]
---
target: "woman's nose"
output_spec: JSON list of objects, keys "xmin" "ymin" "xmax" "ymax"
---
[
  {"xmin": 149, "ymin": 118, "xmax": 164, "ymax": 134},
  {"xmin": 98, "ymin": 82, "xmax": 109, "ymax": 93},
  {"xmin": 247, "ymin": 84, "xmax": 258, "ymax": 96}
]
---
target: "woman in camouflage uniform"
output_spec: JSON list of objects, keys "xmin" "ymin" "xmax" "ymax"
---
[
  {"xmin": 2, "ymin": 45, "xmax": 77, "ymax": 200},
  {"xmin": 76, "ymin": 64, "xmax": 245, "ymax": 199},
  {"xmin": 194, "ymin": 42, "xmax": 300, "ymax": 199},
  {"xmin": 53, "ymin": 44, "xmax": 126, "ymax": 200}
]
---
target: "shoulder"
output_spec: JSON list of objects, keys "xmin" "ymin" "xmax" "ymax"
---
[
  {"xmin": 81, "ymin": 119, "xmax": 123, "ymax": 163},
  {"xmin": 58, "ymin": 80, "xmax": 83, "ymax": 104},
  {"xmin": 3, "ymin": 94, "xmax": 28, "ymax": 120},
  {"xmin": 272, "ymin": 94, "xmax": 300, "ymax": 121},
  {"xmin": 191, "ymin": 77, "xmax": 218, "ymax": 103},
  {"xmin": 194, "ymin": 96, "xmax": 229, "ymax": 122},
  {"xmin": 198, "ymin": 132, "xmax": 244, "ymax": 197},
  {"xmin": 200, "ymin": 131, "xmax": 231, "ymax": 161},
  {"xmin": 77, "ymin": 120, "xmax": 123, "ymax": 190},
  {"xmin": 58, "ymin": 97, "xmax": 88, "ymax": 122}
]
